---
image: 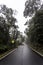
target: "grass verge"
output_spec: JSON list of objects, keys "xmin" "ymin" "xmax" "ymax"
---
[
  {"xmin": 0, "ymin": 48, "xmax": 17, "ymax": 60},
  {"xmin": 29, "ymin": 44, "xmax": 43, "ymax": 57}
]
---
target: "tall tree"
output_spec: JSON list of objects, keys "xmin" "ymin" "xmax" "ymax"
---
[
  {"xmin": 25, "ymin": 10, "xmax": 43, "ymax": 47},
  {"xmin": 24, "ymin": 0, "xmax": 42, "ymax": 17},
  {"xmin": 0, "ymin": 5, "xmax": 19, "ymax": 52},
  {"xmin": 0, "ymin": 5, "xmax": 18, "ymax": 39}
]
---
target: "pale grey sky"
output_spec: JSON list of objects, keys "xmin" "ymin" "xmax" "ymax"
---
[{"xmin": 0, "ymin": 0, "xmax": 27, "ymax": 35}]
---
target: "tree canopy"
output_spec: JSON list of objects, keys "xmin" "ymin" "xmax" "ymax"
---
[
  {"xmin": 25, "ymin": 10, "xmax": 43, "ymax": 47},
  {"xmin": 0, "ymin": 5, "xmax": 19, "ymax": 52},
  {"xmin": 24, "ymin": 0, "xmax": 42, "ymax": 17}
]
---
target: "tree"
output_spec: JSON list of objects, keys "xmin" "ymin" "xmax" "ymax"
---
[
  {"xmin": 25, "ymin": 10, "xmax": 43, "ymax": 47},
  {"xmin": 0, "ymin": 17, "xmax": 10, "ymax": 52},
  {"xmin": 0, "ymin": 5, "xmax": 19, "ymax": 52},
  {"xmin": 0, "ymin": 5, "xmax": 18, "ymax": 40},
  {"xmin": 24, "ymin": 0, "xmax": 42, "ymax": 17}
]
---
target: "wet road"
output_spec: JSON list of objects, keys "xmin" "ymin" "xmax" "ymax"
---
[{"xmin": 0, "ymin": 43, "xmax": 43, "ymax": 65}]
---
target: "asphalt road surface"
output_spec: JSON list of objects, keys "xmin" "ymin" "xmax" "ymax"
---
[{"xmin": 0, "ymin": 43, "xmax": 43, "ymax": 65}]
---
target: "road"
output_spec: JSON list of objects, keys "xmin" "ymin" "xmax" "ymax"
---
[{"xmin": 0, "ymin": 43, "xmax": 43, "ymax": 65}]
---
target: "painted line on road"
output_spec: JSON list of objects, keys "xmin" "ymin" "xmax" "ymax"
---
[{"xmin": 0, "ymin": 48, "xmax": 17, "ymax": 60}]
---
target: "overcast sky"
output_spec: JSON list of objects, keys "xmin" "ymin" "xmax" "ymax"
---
[{"xmin": 0, "ymin": 0, "xmax": 28, "ymax": 35}]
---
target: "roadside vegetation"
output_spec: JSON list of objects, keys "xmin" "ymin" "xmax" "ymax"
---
[
  {"xmin": 24, "ymin": 0, "xmax": 43, "ymax": 55},
  {"xmin": 0, "ymin": 5, "xmax": 24, "ymax": 57}
]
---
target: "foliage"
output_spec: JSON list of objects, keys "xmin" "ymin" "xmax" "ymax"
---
[
  {"xmin": 24, "ymin": 0, "xmax": 42, "ymax": 17},
  {"xmin": 25, "ymin": 10, "xmax": 43, "ymax": 47},
  {"xmin": 0, "ymin": 5, "xmax": 19, "ymax": 53}
]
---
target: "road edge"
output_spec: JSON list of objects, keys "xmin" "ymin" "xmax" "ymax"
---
[
  {"xmin": 29, "ymin": 46, "xmax": 43, "ymax": 57},
  {"xmin": 0, "ymin": 48, "xmax": 17, "ymax": 60}
]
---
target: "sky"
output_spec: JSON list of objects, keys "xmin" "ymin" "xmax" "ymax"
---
[{"xmin": 0, "ymin": 0, "xmax": 27, "ymax": 35}]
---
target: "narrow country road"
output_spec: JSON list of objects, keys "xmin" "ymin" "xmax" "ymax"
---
[{"xmin": 0, "ymin": 43, "xmax": 43, "ymax": 65}]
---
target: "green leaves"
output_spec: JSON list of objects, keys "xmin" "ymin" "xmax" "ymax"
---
[
  {"xmin": 25, "ymin": 10, "xmax": 43, "ymax": 46},
  {"xmin": 0, "ymin": 5, "xmax": 19, "ymax": 52},
  {"xmin": 24, "ymin": 0, "xmax": 41, "ymax": 17}
]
